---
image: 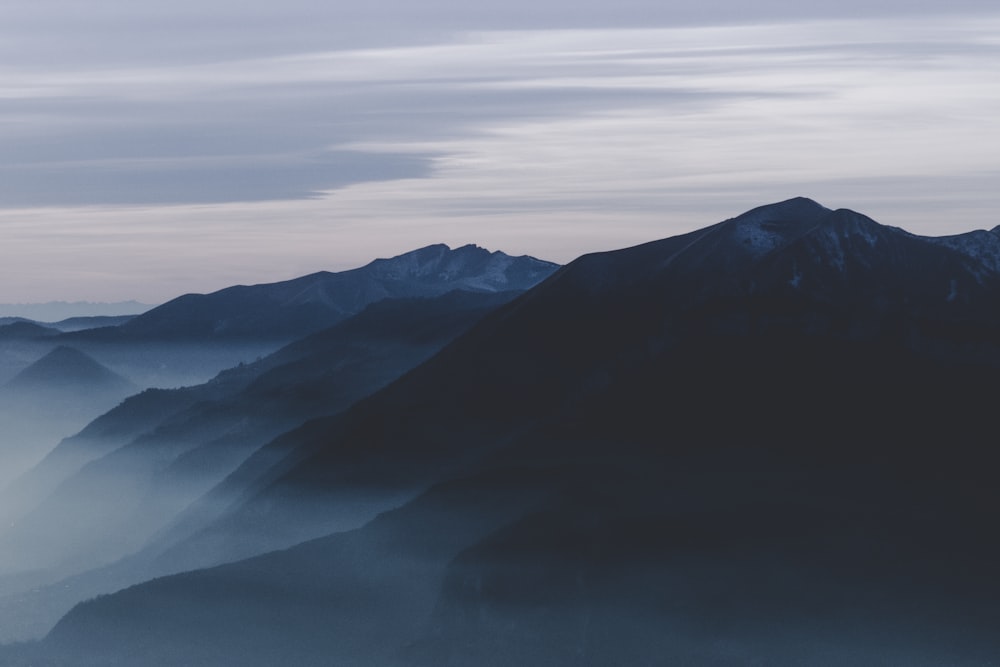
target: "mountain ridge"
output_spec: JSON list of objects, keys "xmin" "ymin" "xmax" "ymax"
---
[{"xmin": 68, "ymin": 244, "xmax": 558, "ymax": 342}]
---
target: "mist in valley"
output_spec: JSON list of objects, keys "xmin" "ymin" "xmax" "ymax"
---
[{"xmin": 0, "ymin": 268, "xmax": 545, "ymax": 646}]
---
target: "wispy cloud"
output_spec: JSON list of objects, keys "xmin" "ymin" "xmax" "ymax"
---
[{"xmin": 1, "ymin": 14, "xmax": 998, "ymax": 300}]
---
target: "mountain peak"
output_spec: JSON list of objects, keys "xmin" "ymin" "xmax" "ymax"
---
[
  {"xmin": 717, "ymin": 197, "xmax": 836, "ymax": 256},
  {"xmin": 732, "ymin": 197, "xmax": 832, "ymax": 222},
  {"xmin": 361, "ymin": 243, "xmax": 556, "ymax": 289}
]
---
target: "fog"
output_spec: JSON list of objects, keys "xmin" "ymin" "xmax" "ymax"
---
[
  {"xmin": 0, "ymin": 290, "xmax": 515, "ymax": 642},
  {"xmin": 0, "ymin": 333, "xmax": 287, "ymax": 631}
]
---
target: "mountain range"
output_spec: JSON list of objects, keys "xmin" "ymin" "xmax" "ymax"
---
[
  {"xmin": 0, "ymin": 245, "xmax": 557, "ymax": 641},
  {"xmin": 3, "ymin": 199, "xmax": 1000, "ymax": 665},
  {"xmin": 0, "ymin": 302, "xmax": 152, "ymax": 322}
]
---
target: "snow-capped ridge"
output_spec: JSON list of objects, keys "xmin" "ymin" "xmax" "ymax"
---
[
  {"xmin": 95, "ymin": 244, "xmax": 558, "ymax": 341},
  {"xmin": 923, "ymin": 229, "xmax": 1000, "ymax": 277}
]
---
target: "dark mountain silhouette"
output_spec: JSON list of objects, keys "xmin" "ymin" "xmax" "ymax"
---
[
  {"xmin": 68, "ymin": 244, "xmax": 558, "ymax": 342},
  {"xmin": 9, "ymin": 199, "xmax": 1000, "ymax": 665}
]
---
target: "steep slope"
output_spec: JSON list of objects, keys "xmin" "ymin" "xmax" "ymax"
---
[
  {"xmin": 73, "ymin": 244, "xmax": 557, "ymax": 341},
  {"xmin": 14, "ymin": 198, "xmax": 1000, "ymax": 665}
]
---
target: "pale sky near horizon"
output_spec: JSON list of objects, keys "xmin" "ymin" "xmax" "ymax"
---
[{"xmin": 2, "ymin": 1, "xmax": 999, "ymax": 302}]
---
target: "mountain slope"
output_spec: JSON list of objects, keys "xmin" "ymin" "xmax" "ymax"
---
[{"xmin": 13, "ymin": 198, "xmax": 1000, "ymax": 665}]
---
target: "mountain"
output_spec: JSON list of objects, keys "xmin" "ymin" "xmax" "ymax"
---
[
  {"xmin": 5, "ymin": 346, "xmax": 135, "ymax": 393},
  {"xmin": 0, "ymin": 321, "xmax": 60, "ymax": 340},
  {"xmin": 73, "ymin": 244, "xmax": 558, "ymax": 341},
  {"xmin": 46, "ymin": 315, "xmax": 137, "ymax": 332},
  {"xmin": 0, "ymin": 301, "xmax": 152, "ymax": 321},
  {"xmin": 154, "ymin": 198, "xmax": 1000, "ymax": 565},
  {"xmin": 11, "ymin": 199, "xmax": 1000, "ymax": 665}
]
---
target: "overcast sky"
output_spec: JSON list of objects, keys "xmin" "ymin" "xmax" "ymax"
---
[{"xmin": 2, "ymin": 1, "xmax": 999, "ymax": 302}]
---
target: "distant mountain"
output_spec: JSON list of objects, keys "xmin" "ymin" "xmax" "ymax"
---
[
  {"xmin": 13, "ymin": 200, "xmax": 1000, "ymax": 665},
  {"xmin": 73, "ymin": 245, "xmax": 558, "ymax": 341},
  {"xmin": 0, "ymin": 301, "xmax": 152, "ymax": 321},
  {"xmin": 0, "ymin": 321, "xmax": 60, "ymax": 340},
  {"xmin": 5, "ymin": 346, "xmax": 135, "ymax": 393},
  {"xmin": 46, "ymin": 315, "xmax": 137, "ymax": 332}
]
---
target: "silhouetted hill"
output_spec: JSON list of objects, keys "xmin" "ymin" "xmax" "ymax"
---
[
  {"xmin": 0, "ymin": 321, "xmax": 60, "ymax": 340},
  {"xmin": 12, "ymin": 199, "xmax": 1000, "ymax": 665},
  {"xmin": 71, "ymin": 244, "xmax": 557, "ymax": 342},
  {"xmin": 5, "ymin": 346, "xmax": 135, "ymax": 393}
]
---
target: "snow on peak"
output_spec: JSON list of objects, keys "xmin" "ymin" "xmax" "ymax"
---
[{"xmin": 924, "ymin": 229, "xmax": 1000, "ymax": 278}]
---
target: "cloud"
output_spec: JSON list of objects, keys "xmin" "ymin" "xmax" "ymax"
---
[
  {"xmin": 0, "ymin": 151, "xmax": 433, "ymax": 206},
  {"xmin": 0, "ymin": 13, "xmax": 998, "ymax": 300}
]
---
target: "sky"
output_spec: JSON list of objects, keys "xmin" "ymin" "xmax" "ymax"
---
[{"xmin": 2, "ymin": 1, "xmax": 999, "ymax": 303}]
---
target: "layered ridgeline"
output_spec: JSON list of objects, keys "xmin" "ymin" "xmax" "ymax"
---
[
  {"xmin": 0, "ymin": 289, "xmax": 530, "ymax": 641},
  {"xmin": 0, "ymin": 245, "xmax": 556, "ymax": 392},
  {"xmin": 8, "ymin": 198, "xmax": 1000, "ymax": 665},
  {"xmin": 72, "ymin": 243, "xmax": 557, "ymax": 341},
  {"xmin": 0, "ymin": 243, "xmax": 556, "ymax": 640}
]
